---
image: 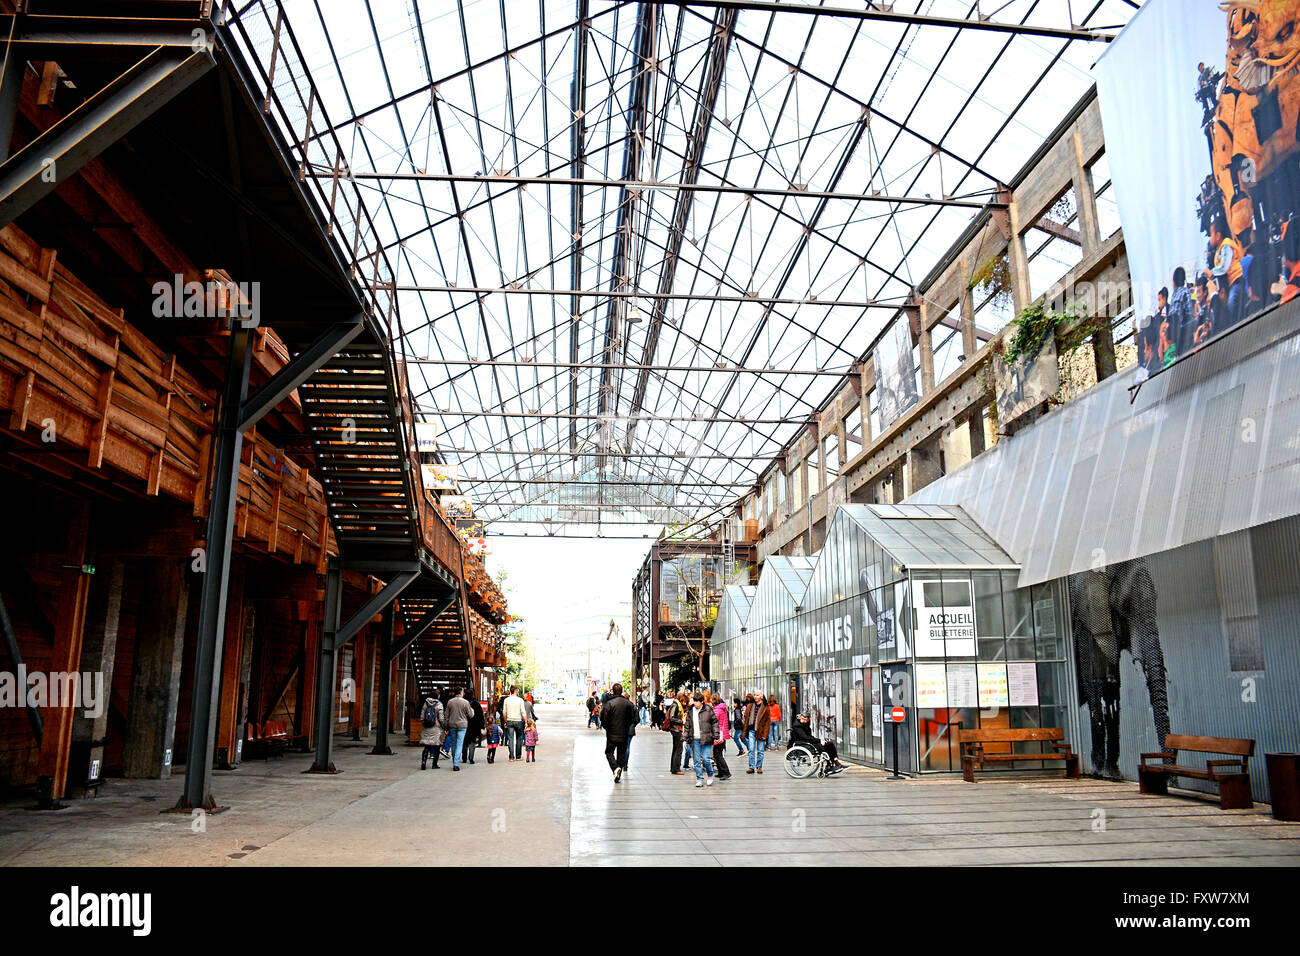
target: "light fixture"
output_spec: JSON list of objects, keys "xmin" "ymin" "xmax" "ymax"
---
[{"xmin": 627, "ymin": 303, "xmax": 644, "ymax": 323}]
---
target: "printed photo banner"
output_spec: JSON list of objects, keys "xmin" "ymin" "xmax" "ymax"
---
[
  {"xmin": 873, "ymin": 315, "xmax": 918, "ymax": 428},
  {"xmin": 1095, "ymin": 0, "xmax": 1300, "ymax": 380}
]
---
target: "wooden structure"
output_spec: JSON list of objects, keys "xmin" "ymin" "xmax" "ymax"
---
[
  {"xmin": 1139, "ymin": 734, "xmax": 1256, "ymax": 810},
  {"xmin": 0, "ymin": 1, "xmax": 506, "ymax": 809},
  {"xmin": 631, "ymin": 536, "xmax": 757, "ymax": 696}
]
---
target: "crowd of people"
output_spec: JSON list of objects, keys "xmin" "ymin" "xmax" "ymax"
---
[
  {"xmin": 592, "ymin": 687, "xmax": 846, "ymax": 788},
  {"xmin": 418, "ymin": 684, "xmax": 540, "ymax": 771}
]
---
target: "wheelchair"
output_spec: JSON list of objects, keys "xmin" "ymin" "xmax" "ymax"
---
[{"xmin": 783, "ymin": 743, "xmax": 834, "ymax": 778}]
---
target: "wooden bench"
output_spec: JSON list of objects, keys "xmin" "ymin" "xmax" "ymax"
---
[
  {"xmin": 958, "ymin": 727, "xmax": 1079, "ymax": 782},
  {"xmin": 245, "ymin": 721, "xmax": 289, "ymax": 760},
  {"xmin": 1139, "ymin": 734, "xmax": 1254, "ymax": 809}
]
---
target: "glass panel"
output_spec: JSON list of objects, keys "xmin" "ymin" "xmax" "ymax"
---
[
  {"xmin": 1003, "ymin": 571, "xmax": 1035, "ymax": 660},
  {"xmin": 974, "ymin": 572, "xmax": 1005, "ymax": 661}
]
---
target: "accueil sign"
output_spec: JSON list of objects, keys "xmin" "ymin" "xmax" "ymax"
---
[{"xmin": 914, "ymin": 579, "xmax": 976, "ymax": 658}]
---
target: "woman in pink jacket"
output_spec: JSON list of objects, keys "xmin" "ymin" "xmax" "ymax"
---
[{"xmin": 711, "ymin": 693, "xmax": 732, "ymax": 780}]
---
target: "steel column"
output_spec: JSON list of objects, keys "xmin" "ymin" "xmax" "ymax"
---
[
  {"xmin": 307, "ymin": 563, "xmax": 343, "ymax": 774},
  {"xmin": 0, "ymin": 13, "xmax": 24, "ymax": 161},
  {"xmin": 174, "ymin": 325, "xmax": 253, "ymax": 812},
  {"xmin": 367, "ymin": 605, "xmax": 395, "ymax": 755}
]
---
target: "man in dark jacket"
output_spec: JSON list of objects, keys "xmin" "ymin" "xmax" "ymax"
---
[
  {"xmin": 463, "ymin": 696, "xmax": 485, "ymax": 764},
  {"xmin": 601, "ymin": 683, "xmax": 638, "ymax": 781},
  {"xmin": 790, "ymin": 713, "xmax": 845, "ymax": 773}
]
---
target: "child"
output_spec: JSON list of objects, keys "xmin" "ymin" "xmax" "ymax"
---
[
  {"xmin": 524, "ymin": 717, "xmax": 539, "ymax": 763},
  {"xmin": 486, "ymin": 721, "xmax": 502, "ymax": 763}
]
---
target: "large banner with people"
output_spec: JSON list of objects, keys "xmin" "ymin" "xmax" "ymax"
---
[
  {"xmin": 872, "ymin": 315, "xmax": 918, "ymax": 427},
  {"xmin": 1095, "ymin": 0, "xmax": 1300, "ymax": 379}
]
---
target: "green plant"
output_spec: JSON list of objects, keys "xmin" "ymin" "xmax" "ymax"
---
[
  {"xmin": 966, "ymin": 251, "xmax": 1013, "ymax": 312},
  {"xmin": 1003, "ymin": 302, "xmax": 1090, "ymax": 365}
]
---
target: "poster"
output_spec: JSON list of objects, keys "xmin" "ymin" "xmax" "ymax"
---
[
  {"xmin": 945, "ymin": 662, "xmax": 978, "ymax": 708},
  {"xmin": 1095, "ymin": 0, "xmax": 1300, "ymax": 381},
  {"xmin": 422, "ymin": 461, "xmax": 459, "ymax": 491},
  {"xmin": 915, "ymin": 662, "xmax": 948, "ymax": 708},
  {"xmin": 913, "ymin": 578, "xmax": 976, "ymax": 658},
  {"xmin": 977, "ymin": 663, "xmax": 1009, "ymax": 709},
  {"xmin": 1007, "ymin": 662, "xmax": 1039, "ymax": 707},
  {"xmin": 413, "ymin": 422, "xmax": 439, "ymax": 456},
  {"xmin": 873, "ymin": 315, "xmax": 918, "ymax": 428},
  {"xmin": 441, "ymin": 493, "xmax": 473, "ymax": 518}
]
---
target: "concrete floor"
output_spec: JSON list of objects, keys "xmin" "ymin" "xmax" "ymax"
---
[{"xmin": 2, "ymin": 705, "xmax": 1298, "ymax": 866}]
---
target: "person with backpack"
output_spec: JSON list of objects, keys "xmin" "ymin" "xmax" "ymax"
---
[
  {"xmin": 419, "ymin": 696, "xmax": 444, "ymax": 770},
  {"xmin": 586, "ymin": 693, "xmax": 601, "ymax": 729},
  {"xmin": 662, "ymin": 692, "xmax": 685, "ymax": 774},
  {"xmin": 682, "ymin": 691, "xmax": 719, "ymax": 787}
]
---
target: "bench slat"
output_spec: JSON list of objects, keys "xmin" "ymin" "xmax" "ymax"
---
[
  {"xmin": 957, "ymin": 727, "xmax": 1066, "ymax": 743},
  {"xmin": 1164, "ymin": 734, "xmax": 1255, "ymax": 757}
]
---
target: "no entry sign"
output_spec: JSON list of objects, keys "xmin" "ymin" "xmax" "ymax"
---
[{"xmin": 890, "ymin": 706, "xmax": 906, "ymax": 723}]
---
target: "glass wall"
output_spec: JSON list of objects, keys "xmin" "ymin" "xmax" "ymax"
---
[{"xmin": 710, "ymin": 506, "xmax": 1074, "ymax": 774}]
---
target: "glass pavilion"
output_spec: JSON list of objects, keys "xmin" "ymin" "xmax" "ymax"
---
[{"xmin": 710, "ymin": 504, "xmax": 1072, "ymax": 774}]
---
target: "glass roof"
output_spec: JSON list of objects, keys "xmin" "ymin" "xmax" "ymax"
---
[
  {"xmin": 842, "ymin": 503, "xmax": 1017, "ymax": 569},
  {"xmin": 234, "ymin": 0, "xmax": 1141, "ymax": 537},
  {"xmin": 766, "ymin": 553, "xmax": 817, "ymax": 602}
]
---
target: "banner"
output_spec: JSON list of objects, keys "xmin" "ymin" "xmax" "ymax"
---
[
  {"xmin": 421, "ymin": 462, "xmax": 459, "ymax": 491},
  {"xmin": 873, "ymin": 316, "xmax": 918, "ymax": 427},
  {"xmin": 1096, "ymin": 0, "xmax": 1300, "ymax": 380}
]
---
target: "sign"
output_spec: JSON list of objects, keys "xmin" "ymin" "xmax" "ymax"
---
[
  {"xmin": 421, "ymin": 462, "xmax": 459, "ymax": 491},
  {"xmin": 441, "ymin": 493, "xmax": 473, "ymax": 518},
  {"xmin": 1096, "ymin": 0, "xmax": 1300, "ymax": 380},
  {"xmin": 913, "ymin": 578, "xmax": 976, "ymax": 658},
  {"xmin": 414, "ymin": 422, "xmax": 439, "ymax": 456},
  {"xmin": 976, "ymin": 663, "xmax": 1009, "ymax": 709},
  {"xmin": 915, "ymin": 662, "xmax": 947, "ymax": 708},
  {"xmin": 945, "ymin": 662, "xmax": 978, "ymax": 708},
  {"xmin": 890, "ymin": 706, "xmax": 906, "ymax": 723},
  {"xmin": 1007, "ymin": 662, "xmax": 1040, "ymax": 707}
]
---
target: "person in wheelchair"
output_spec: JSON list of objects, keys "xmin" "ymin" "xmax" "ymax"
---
[{"xmin": 789, "ymin": 713, "xmax": 847, "ymax": 774}]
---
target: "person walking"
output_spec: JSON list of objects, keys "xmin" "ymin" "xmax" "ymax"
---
[
  {"xmin": 419, "ymin": 695, "xmax": 444, "ymax": 770},
  {"xmin": 677, "ymin": 690, "xmax": 694, "ymax": 771},
  {"xmin": 486, "ymin": 720, "xmax": 502, "ymax": 763},
  {"xmin": 731, "ymin": 697, "xmax": 747, "ymax": 757},
  {"xmin": 743, "ymin": 692, "xmax": 770, "ymax": 773},
  {"xmin": 523, "ymin": 717, "xmax": 539, "ymax": 762},
  {"xmin": 586, "ymin": 692, "xmax": 600, "ymax": 728},
  {"xmin": 638, "ymin": 693, "xmax": 648, "ymax": 727},
  {"xmin": 711, "ymin": 692, "xmax": 731, "ymax": 780},
  {"xmin": 502, "ymin": 685, "xmax": 527, "ymax": 762},
  {"xmin": 444, "ymin": 688, "xmax": 472, "ymax": 772},
  {"xmin": 663, "ymin": 691, "xmax": 685, "ymax": 774},
  {"xmin": 463, "ymin": 695, "xmax": 485, "ymax": 765},
  {"xmin": 683, "ymin": 692, "xmax": 718, "ymax": 787},
  {"xmin": 601, "ymin": 682, "xmax": 638, "ymax": 781},
  {"xmin": 766, "ymin": 695, "xmax": 782, "ymax": 750},
  {"xmin": 523, "ymin": 692, "xmax": 539, "ymax": 724}
]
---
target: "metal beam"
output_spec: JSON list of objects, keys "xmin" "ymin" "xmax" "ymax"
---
[
  {"xmin": 0, "ymin": 15, "xmax": 208, "ymax": 53},
  {"xmin": 658, "ymin": 0, "xmax": 1116, "ymax": 41},
  {"xmin": 409, "ymin": 358, "xmax": 852, "ymax": 375},
  {"xmin": 0, "ymin": 13, "xmax": 24, "ymax": 161},
  {"xmin": 0, "ymin": 591, "xmax": 42, "ymax": 743},
  {"xmin": 366, "ymin": 604, "xmax": 396, "ymax": 755},
  {"xmin": 568, "ymin": 0, "xmax": 590, "ymax": 459},
  {"xmin": 236, "ymin": 316, "xmax": 364, "ymax": 431},
  {"xmin": 392, "ymin": 593, "xmax": 457, "ymax": 659},
  {"xmin": 334, "ymin": 570, "xmax": 420, "ymax": 648},
  {"xmin": 307, "ymin": 563, "xmax": 343, "ymax": 774},
  {"xmin": 381, "ymin": 284, "xmax": 904, "ymax": 309},
  {"xmin": 332, "ymin": 170, "xmax": 1003, "ymax": 208},
  {"xmin": 437, "ymin": 447, "xmax": 778, "ymax": 458},
  {"xmin": 419, "ymin": 409, "xmax": 811, "ymax": 424},
  {"xmin": 176, "ymin": 324, "xmax": 252, "ymax": 812},
  {"xmin": 0, "ymin": 45, "xmax": 214, "ymax": 228}
]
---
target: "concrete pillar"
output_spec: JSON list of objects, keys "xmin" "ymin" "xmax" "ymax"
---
[
  {"xmin": 1071, "ymin": 131, "xmax": 1102, "ymax": 256},
  {"xmin": 1093, "ymin": 323, "xmax": 1118, "ymax": 382},
  {"xmin": 123, "ymin": 558, "xmax": 190, "ymax": 779},
  {"xmin": 70, "ymin": 558, "xmax": 125, "ymax": 793},
  {"xmin": 918, "ymin": 304, "xmax": 936, "ymax": 394},
  {"xmin": 1007, "ymin": 201, "xmax": 1033, "ymax": 313},
  {"xmin": 968, "ymin": 408, "xmax": 987, "ymax": 457},
  {"xmin": 958, "ymin": 258, "xmax": 979, "ymax": 359}
]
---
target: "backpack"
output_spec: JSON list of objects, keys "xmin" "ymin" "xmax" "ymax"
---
[
  {"xmin": 421, "ymin": 704, "xmax": 437, "ymax": 729},
  {"xmin": 660, "ymin": 700, "xmax": 676, "ymax": 732}
]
